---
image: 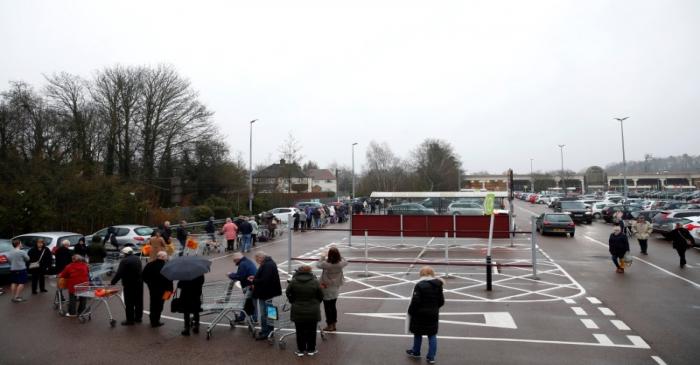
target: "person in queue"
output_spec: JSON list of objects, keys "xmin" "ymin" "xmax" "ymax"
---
[
  {"xmin": 286, "ymin": 264, "xmax": 323, "ymax": 357},
  {"xmin": 110, "ymin": 247, "xmax": 143, "ymax": 325},
  {"xmin": 73, "ymin": 237, "xmax": 88, "ymax": 257},
  {"xmin": 221, "ymin": 218, "xmax": 238, "ymax": 252},
  {"xmin": 142, "ymin": 251, "xmax": 173, "ymax": 328},
  {"xmin": 176, "ymin": 220, "xmax": 188, "ymax": 255},
  {"xmin": 147, "ymin": 230, "xmax": 167, "ymax": 262},
  {"xmin": 54, "ymin": 240, "xmax": 73, "ymax": 276},
  {"xmin": 227, "ymin": 252, "xmax": 257, "ymax": 323},
  {"xmin": 608, "ymin": 226, "xmax": 630, "ymax": 273},
  {"xmin": 7, "ymin": 239, "xmax": 30, "ymax": 302},
  {"xmin": 406, "ymin": 266, "xmax": 444, "ymax": 364},
  {"xmin": 249, "ymin": 216, "xmax": 259, "ymax": 247},
  {"xmin": 87, "ymin": 236, "xmax": 107, "ymax": 264},
  {"xmin": 59, "ymin": 255, "xmax": 89, "ymax": 317},
  {"xmin": 178, "ymin": 274, "xmax": 205, "ymax": 336},
  {"xmin": 27, "ymin": 238, "xmax": 52, "ymax": 294},
  {"xmin": 248, "ymin": 251, "xmax": 282, "ymax": 340},
  {"xmin": 316, "ymin": 246, "xmax": 348, "ymax": 332}
]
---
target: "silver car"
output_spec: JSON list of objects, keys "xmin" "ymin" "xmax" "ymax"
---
[
  {"xmin": 447, "ymin": 202, "xmax": 484, "ymax": 215},
  {"xmin": 11, "ymin": 232, "xmax": 83, "ymax": 252},
  {"xmin": 85, "ymin": 225, "xmax": 154, "ymax": 250}
]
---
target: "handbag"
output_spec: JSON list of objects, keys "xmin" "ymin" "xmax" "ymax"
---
[
  {"xmin": 29, "ymin": 249, "xmax": 46, "ymax": 270},
  {"xmin": 623, "ymin": 251, "xmax": 633, "ymax": 267},
  {"xmin": 57, "ymin": 277, "xmax": 67, "ymax": 289},
  {"xmin": 170, "ymin": 290, "xmax": 182, "ymax": 313}
]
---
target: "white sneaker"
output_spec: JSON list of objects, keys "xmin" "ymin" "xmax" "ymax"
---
[
  {"xmin": 294, "ymin": 351, "xmax": 305, "ymax": 357},
  {"xmin": 307, "ymin": 350, "xmax": 318, "ymax": 356}
]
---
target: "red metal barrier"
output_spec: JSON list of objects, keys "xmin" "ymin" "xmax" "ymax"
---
[{"xmin": 351, "ymin": 214, "xmax": 510, "ymax": 238}]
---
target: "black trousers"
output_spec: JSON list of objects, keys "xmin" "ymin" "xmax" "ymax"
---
[
  {"xmin": 323, "ymin": 299, "xmax": 338, "ymax": 325},
  {"xmin": 31, "ymin": 270, "xmax": 45, "ymax": 292},
  {"xmin": 149, "ymin": 291, "xmax": 164, "ymax": 325},
  {"xmin": 123, "ymin": 285, "xmax": 143, "ymax": 322},
  {"xmin": 68, "ymin": 293, "xmax": 87, "ymax": 315},
  {"xmin": 294, "ymin": 321, "xmax": 317, "ymax": 352},
  {"xmin": 637, "ymin": 239, "xmax": 648, "ymax": 253},
  {"xmin": 676, "ymin": 247, "xmax": 687, "ymax": 266},
  {"xmin": 184, "ymin": 311, "xmax": 200, "ymax": 330},
  {"xmin": 227, "ymin": 239, "xmax": 235, "ymax": 251}
]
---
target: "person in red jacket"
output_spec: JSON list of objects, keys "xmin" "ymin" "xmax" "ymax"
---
[{"xmin": 59, "ymin": 255, "xmax": 89, "ymax": 317}]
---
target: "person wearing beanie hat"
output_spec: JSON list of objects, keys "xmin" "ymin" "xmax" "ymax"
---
[{"xmin": 111, "ymin": 246, "xmax": 143, "ymax": 325}]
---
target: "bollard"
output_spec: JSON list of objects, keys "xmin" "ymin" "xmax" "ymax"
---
[
  {"xmin": 287, "ymin": 222, "xmax": 293, "ymax": 276},
  {"xmin": 444, "ymin": 231, "xmax": 450, "ymax": 278},
  {"xmin": 364, "ymin": 230, "xmax": 369, "ymax": 277},
  {"xmin": 530, "ymin": 216, "xmax": 540, "ymax": 280},
  {"xmin": 348, "ymin": 214, "xmax": 352, "ymax": 247},
  {"xmin": 400, "ymin": 215, "xmax": 404, "ymax": 246},
  {"xmin": 486, "ymin": 255, "xmax": 493, "ymax": 291}
]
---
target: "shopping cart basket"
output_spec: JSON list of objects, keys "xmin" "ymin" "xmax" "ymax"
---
[
  {"xmin": 200, "ymin": 280, "xmax": 255, "ymax": 340},
  {"xmin": 266, "ymin": 296, "xmax": 325, "ymax": 349},
  {"xmin": 74, "ymin": 282, "xmax": 123, "ymax": 327}
]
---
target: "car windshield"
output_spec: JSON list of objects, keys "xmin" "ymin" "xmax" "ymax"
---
[
  {"xmin": 561, "ymin": 201, "xmax": 586, "ymax": 210},
  {"xmin": 134, "ymin": 227, "xmax": 153, "ymax": 236},
  {"xmin": 545, "ymin": 214, "xmax": 572, "ymax": 222}
]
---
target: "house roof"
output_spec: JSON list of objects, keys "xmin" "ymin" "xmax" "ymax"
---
[
  {"xmin": 307, "ymin": 169, "xmax": 336, "ymax": 180},
  {"xmin": 255, "ymin": 159, "xmax": 307, "ymax": 179}
]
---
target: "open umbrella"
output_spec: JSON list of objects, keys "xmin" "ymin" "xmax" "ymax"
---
[{"xmin": 161, "ymin": 255, "xmax": 211, "ymax": 281}]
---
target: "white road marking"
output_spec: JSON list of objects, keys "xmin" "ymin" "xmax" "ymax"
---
[
  {"xmin": 599, "ymin": 307, "xmax": 615, "ymax": 316},
  {"xmin": 571, "ymin": 307, "xmax": 587, "ymax": 316},
  {"xmin": 628, "ymin": 336, "xmax": 650, "ymax": 348},
  {"xmin": 563, "ymin": 298, "xmax": 576, "ymax": 304},
  {"xmin": 580, "ymin": 319, "xmax": 599, "ymax": 329},
  {"xmin": 593, "ymin": 334, "xmax": 614, "ymax": 345},
  {"xmin": 345, "ymin": 312, "xmax": 517, "ymax": 329},
  {"xmin": 584, "ymin": 235, "xmax": 700, "ymax": 288},
  {"xmin": 610, "ymin": 319, "xmax": 630, "ymax": 331},
  {"xmin": 651, "ymin": 355, "xmax": 668, "ymax": 365},
  {"xmin": 586, "ymin": 297, "xmax": 602, "ymax": 305}
]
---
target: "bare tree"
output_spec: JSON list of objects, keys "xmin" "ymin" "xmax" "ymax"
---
[{"xmin": 277, "ymin": 132, "xmax": 304, "ymax": 164}]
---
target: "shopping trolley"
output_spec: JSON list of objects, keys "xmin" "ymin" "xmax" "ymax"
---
[
  {"xmin": 74, "ymin": 282, "xmax": 123, "ymax": 327},
  {"xmin": 53, "ymin": 258, "xmax": 119, "ymax": 315},
  {"xmin": 266, "ymin": 296, "xmax": 326, "ymax": 349},
  {"xmin": 200, "ymin": 280, "xmax": 255, "ymax": 340}
]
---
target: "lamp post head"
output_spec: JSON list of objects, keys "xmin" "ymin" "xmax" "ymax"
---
[
  {"xmin": 250, "ymin": 119, "xmax": 258, "ymax": 124},
  {"xmin": 352, "ymin": 142, "xmax": 358, "ymax": 146},
  {"xmin": 614, "ymin": 117, "xmax": 629, "ymax": 122}
]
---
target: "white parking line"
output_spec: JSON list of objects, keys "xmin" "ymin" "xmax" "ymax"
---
[
  {"xmin": 593, "ymin": 334, "xmax": 614, "ymax": 345},
  {"xmin": 598, "ymin": 307, "xmax": 615, "ymax": 316},
  {"xmin": 611, "ymin": 319, "xmax": 630, "ymax": 331},
  {"xmin": 563, "ymin": 298, "xmax": 576, "ymax": 304},
  {"xmin": 571, "ymin": 307, "xmax": 587, "ymax": 316},
  {"xmin": 580, "ymin": 319, "xmax": 599, "ymax": 329},
  {"xmin": 586, "ymin": 297, "xmax": 602, "ymax": 305},
  {"xmin": 651, "ymin": 355, "xmax": 668, "ymax": 365}
]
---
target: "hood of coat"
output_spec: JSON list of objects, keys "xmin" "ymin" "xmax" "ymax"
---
[{"xmin": 293, "ymin": 270, "xmax": 316, "ymax": 283}]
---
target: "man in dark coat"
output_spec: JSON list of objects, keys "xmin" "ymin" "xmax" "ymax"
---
[
  {"xmin": 104, "ymin": 226, "xmax": 118, "ymax": 250},
  {"xmin": 228, "ymin": 252, "xmax": 257, "ymax": 322},
  {"xmin": 111, "ymin": 247, "xmax": 143, "ymax": 325},
  {"xmin": 406, "ymin": 266, "xmax": 444, "ymax": 363},
  {"xmin": 176, "ymin": 220, "xmax": 188, "ymax": 256},
  {"xmin": 608, "ymin": 226, "xmax": 630, "ymax": 273},
  {"xmin": 87, "ymin": 236, "xmax": 107, "ymax": 263},
  {"xmin": 669, "ymin": 223, "xmax": 693, "ymax": 268},
  {"xmin": 73, "ymin": 237, "xmax": 88, "ymax": 257},
  {"xmin": 285, "ymin": 265, "xmax": 323, "ymax": 356},
  {"xmin": 161, "ymin": 221, "xmax": 172, "ymax": 244},
  {"xmin": 142, "ymin": 251, "xmax": 173, "ymax": 327},
  {"xmin": 238, "ymin": 218, "xmax": 253, "ymax": 253},
  {"xmin": 177, "ymin": 275, "xmax": 205, "ymax": 336},
  {"xmin": 205, "ymin": 217, "xmax": 216, "ymax": 241},
  {"xmin": 248, "ymin": 251, "xmax": 282, "ymax": 340},
  {"xmin": 54, "ymin": 240, "xmax": 73, "ymax": 275}
]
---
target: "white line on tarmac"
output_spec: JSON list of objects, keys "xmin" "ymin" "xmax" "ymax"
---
[
  {"xmin": 563, "ymin": 298, "xmax": 576, "ymax": 304},
  {"xmin": 611, "ymin": 319, "xmax": 630, "ymax": 331},
  {"xmin": 584, "ymin": 235, "xmax": 700, "ymax": 288},
  {"xmin": 580, "ymin": 319, "xmax": 599, "ymax": 329},
  {"xmin": 571, "ymin": 307, "xmax": 587, "ymax": 316},
  {"xmin": 593, "ymin": 334, "xmax": 614, "ymax": 345},
  {"xmin": 586, "ymin": 297, "xmax": 602, "ymax": 304},
  {"xmin": 651, "ymin": 355, "xmax": 668, "ymax": 365},
  {"xmin": 598, "ymin": 307, "xmax": 615, "ymax": 316}
]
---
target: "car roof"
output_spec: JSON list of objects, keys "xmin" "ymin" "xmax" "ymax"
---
[{"xmin": 13, "ymin": 232, "xmax": 82, "ymax": 238}]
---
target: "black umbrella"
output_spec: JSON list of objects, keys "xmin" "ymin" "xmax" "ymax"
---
[{"xmin": 161, "ymin": 255, "xmax": 211, "ymax": 281}]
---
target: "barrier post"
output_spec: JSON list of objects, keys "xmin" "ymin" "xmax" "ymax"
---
[
  {"xmin": 444, "ymin": 231, "xmax": 450, "ymax": 278},
  {"xmin": 348, "ymin": 213, "xmax": 352, "ymax": 247},
  {"xmin": 531, "ymin": 216, "xmax": 540, "ymax": 280},
  {"xmin": 364, "ymin": 230, "xmax": 369, "ymax": 277},
  {"xmin": 400, "ymin": 215, "xmax": 404, "ymax": 246},
  {"xmin": 287, "ymin": 221, "xmax": 293, "ymax": 276}
]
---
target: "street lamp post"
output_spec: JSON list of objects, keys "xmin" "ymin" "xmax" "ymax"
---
[
  {"xmin": 248, "ymin": 119, "xmax": 257, "ymax": 213},
  {"xmin": 351, "ymin": 142, "xmax": 358, "ymax": 199},
  {"xmin": 558, "ymin": 144, "xmax": 565, "ymax": 193},
  {"xmin": 614, "ymin": 117, "xmax": 629, "ymax": 199},
  {"xmin": 530, "ymin": 158, "xmax": 534, "ymax": 192}
]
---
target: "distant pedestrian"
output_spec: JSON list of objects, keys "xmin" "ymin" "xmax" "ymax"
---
[
  {"xmin": 293, "ymin": 210, "xmax": 300, "ymax": 231},
  {"xmin": 669, "ymin": 223, "xmax": 693, "ymax": 268},
  {"xmin": 59, "ymin": 255, "xmax": 89, "ymax": 317},
  {"xmin": 7, "ymin": 239, "xmax": 30, "ymax": 302},
  {"xmin": 239, "ymin": 217, "xmax": 253, "ymax": 253},
  {"xmin": 305, "ymin": 207, "xmax": 313, "ymax": 229},
  {"xmin": 221, "ymin": 218, "xmax": 239, "ymax": 252},
  {"xmin": 227, "ymin": 252, "xmax": 257, "ymax": 322},
  {"xmin": 161, "ymin": 221, "xmax": 172, "ymax": 244},
  {"xmin": 147, "ymin": 231, "xmax": 167, "ymax": 262},
  {"xmin": 206, "ymin": 216, "xmax": 216, "ymax": 241},
  {"xmin": 248, "ymin": 251, "xmax": 282, "ymax": 340},
  {"xmin": 608, "ymin": 226, "xmax": 630, "ymax": 273},
  {"xmin": 176, "ymin": 220, "xmax": 189, "ymax": 250},
  {"xmin": 405, "ymin": 266, "xmax": 444, "ymax": 364},
  {"xmin": 178, "ymin": 275, "xmax": 204, "ymax": 336},
  {"xmin": 299, "ymin": 210, "xmax": 307, "ymax": 232},
  {"xmin": 73, "ymin": 237, "xmax": 88, "ymax": 257},
  {"xmin": 87, "ymin": 236, "xmax": 107, "ymax": 264},
  {"xmin": 316, "ymin": 246, "xmax": 348, "ymax": 332},
  {"xmin": 249, "ymin": 217, "xmax": 259, "ymax": 247},
  {"xmin": 110, "ymin": 247, "xmax": 143, "ymax": 325},
  {"xmin": 142, "ymin": 251, "xmax": 173, "ymax": 328},
  {"xmin": 285, "ymin": 265, "xmax": 323, "ymax": 357},
  {"xmin": 54, "ymin": 240, "xmax": 73, "ymax": 275},
  {"xmin": 104, "ymin": 226, "xmax": 118, "ymax": 250},
  {"xmin": 631, "ymin": 216, "xmax": 653, "ymax": 255},
  {"xmin": 28, "ymin": 239, "xmax": 52, "ymax": 294}
]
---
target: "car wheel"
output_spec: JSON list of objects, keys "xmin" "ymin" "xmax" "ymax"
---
[
  {"xmin": 593, "ymin": 213, "xmax": 601, "ymax": 219},
  {"xmin": 570, "ymin": 232, "xmax": 575, "ymax": 238}
]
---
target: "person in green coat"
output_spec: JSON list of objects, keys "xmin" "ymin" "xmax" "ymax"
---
[{"xmin": 285, "ymin": 265, "xmax": 323, "ymax": 357}]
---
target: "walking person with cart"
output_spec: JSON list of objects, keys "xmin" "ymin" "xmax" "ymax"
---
[
  {"xmin": 221, "ymin": 218, "xmax": 239, "ymax": 252},
  {"xmin": 631, "ymin": 216, "xmax": 653, "ymax": 255},
  {"xmin": 177, "ymin": 274, "xmax": 205, "ymax": 336},
  {"xmin": 27, "ymin": 239, "xmax": 52, "ymax": 294},
  {"xmin": 669, "ymin": 223, "xmax": 694, "ymax": 268},
  {"xmin": 7, "ymin": 239, "xmax": 30, "ymax": 302},
  {"xmin": 58, "ymin": 255, "xmax": 89, "ymax": 317},
  {"xmin": 609, "ymin": 226, "xmax": 630, "ymax": 273},
  {"xmin": 405, "ymin": 266, "xmax": 445, "ymax": 364},
  {"xmin": 248, "ymin": 251, "xmax": 282, "ymax": 340},
  {"xmin": 286, "ymin": 265, "xmax": 324, "ymax": 357},
  {"xmin": 110, "ymin": 247, "xmax": 143, "ymax": 325},
  {"xmin": 227, "ymin": 252, "xmax": 257, "ymax": 323},
  {"xmin": 142, "ymin": 251, "xmax": 173, "ymax": 328},
  {"xmin": 316, "ymin": 246, "xmax": 348, "ymax": 332}
]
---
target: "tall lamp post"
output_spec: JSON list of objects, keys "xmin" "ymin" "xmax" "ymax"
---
[
  {"xmin": 351, "ymin": 142, "xmax": 358, "ymax": 199},
  {"xmin": 248, "ymin": 119, "xmax": 257, "ymax": 213},
  {"xmin": 530, "ymin": 158, "xmax": 534, "ymax": 192},
  {"xmin": 558, "ymin": 144, "xmax": 566, "ymax": 193},
  {"xmin": 614, "ymin": 117, "xmax": 629, "ymax": 199}
]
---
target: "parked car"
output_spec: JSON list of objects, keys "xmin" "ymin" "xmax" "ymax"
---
[
  {"xmin": 387, "ymin": 203, "xmax": 437, "ymax": 215},
  {"xmin": 536, "ymin": 213, "xmax": 576, "ymax": 237},
  {"xmin": 552, "ymin": 200, "xmax": 593, "ymax": 224},
  {"xmin": 296, "ymin": 201, "xmax": 323, "ymax": 210},
  {"xmin": 447, "ymin": 202, "xmax": 484, "ymax": 215},
  {"xmin": 590, "ymin": 202, "xmax": 613, "ymax": 219},
  {"xmin": 680, "ymin": 216, "xmax": 700, "ymax": 246},
  {"xmin": 85, "ymin": 225, "xmax": 154, "ymax": 251},
  {"xmin": 0, "ymin": 239, "xmax": 13, "ymax": 276},
  {"xmin": 11, "ymin": 232, "xmax": 83, "ymax": 253},
  {"xmin": 633, "ymin": 210, "xmax": 662, "ymax": 223},
  {"xmin": 651, "ymin": 210, "xmax": 700, "ymax": 238},
  {"xmin": 263, "ymin": 207, "xmax": 300, "ymax": 224}
]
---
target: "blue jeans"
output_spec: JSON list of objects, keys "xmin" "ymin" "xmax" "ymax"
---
[
  {"xmin": 412, "ymin": 334, "xmax": 437, "ymax": 360},
  {"xmin": 255, "ymin": 298, "xmax": 273, "ymax": 335},
  {"xmin": 241, "ymin": 234, "xmax": 252, "ymax": 252}
]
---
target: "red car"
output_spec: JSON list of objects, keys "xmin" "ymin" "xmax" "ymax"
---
[{"xmin": 529, "ymin": 194, "xmax": 539, "ymax": 204}]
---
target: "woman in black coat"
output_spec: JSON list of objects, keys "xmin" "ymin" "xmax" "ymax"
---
[
  {"xmin": 609, "ymin": 226, "xmax": 630, "ymax": 273},
  {"xmin": 73, "ymin": 237, "xmax": 88, "ymax": 257},
  {"xmin": 669, "ymin": 223, "xmax": 693, "ymax": 268},
  {"xmin": 54, "ymin": 240, "xmax": 73, "ymax": 275},
  {"xmin": 27, "ymin": 239, "xmax": 53, "ymax": 294},
  {"xmin": 142, "ymin": 252, "xmax": 173, "ymax": 327},
  {"xmin": 177, "ymin": 275, "xmax": 204, "ymax": 336},
  {"xmin": 406, "ymin": 266, "xmax": 444, "ymax": 364}
]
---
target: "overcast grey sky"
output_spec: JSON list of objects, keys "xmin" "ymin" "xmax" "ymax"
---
[{"xmin": 1, "ymin": 0, "xmax": 698, "ymax": 174}]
